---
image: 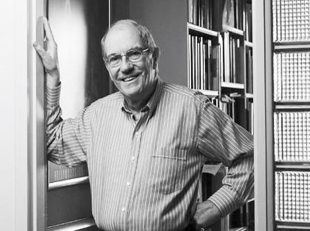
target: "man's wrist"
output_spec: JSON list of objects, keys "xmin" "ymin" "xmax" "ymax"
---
[
  {"xmin": 193, "ymin": 200, "xmax": 222, "ymax": 229},
  {"xmin": 46, "ymin": 68, "xmax": 60, "ymax": 88}
]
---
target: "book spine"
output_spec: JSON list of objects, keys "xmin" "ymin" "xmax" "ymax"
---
[
  {"xmin": 223, "ymin": 32, "xmax": 230, "ymax": 82},
  {"xmin": 188, "ymin": 34, "xmax": 192, "ymax": 87}
]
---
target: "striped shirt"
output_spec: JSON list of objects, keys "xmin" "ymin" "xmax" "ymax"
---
[{"xmin": 46, "ymin": 78, "xmax": 254, "ymax": 231}]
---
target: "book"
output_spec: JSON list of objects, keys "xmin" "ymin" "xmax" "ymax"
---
[
  {"xmin": 246, "ymin": 100, "xmax": 253, "ymax": 134},
  {"xmin": 222, "ymin": 32, "xmax": 244, "ymax": 84},
  {"xmin": 222, "ymin": 0, "xmax": 235, "ymax": 28},
  {"xmin": 197, "ymin": 36, "xmax": 201, "ymax": 89},
  {"xmin": 188, "ymin": 0, "xmax": 214, "ymax": 29},
  {"xmin": 206, "ymin": 39, "xmax": 212, "ymax": 89},
  {"xmin": 188, "ymin": 0, "xmax": 194, "ymax": 23},
  {"xmin": 246, "ymin": 47, "xmax": 253, "ymax": 93},
  {"xmin": 211, "ymin": 44, "xmax": 220, "ymax": 90},
  {"xmin": 245, "ymin": 3, "xmax": 252, "ymax": 41},
  {"xmin": 188, "ymin": 34, "xmax": 192, "ymax": 88},
  {"xmin": 222, "ymin": 32, "xmax": 230, "ymax": 82}
]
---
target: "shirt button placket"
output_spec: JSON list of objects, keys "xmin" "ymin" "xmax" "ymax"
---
[{"xmin": 123, "ymin": 129, "xmax": 142, "ymax": 220}]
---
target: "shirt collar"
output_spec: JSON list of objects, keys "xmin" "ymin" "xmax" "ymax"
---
[{"xmin": 121, "ymin": 77, "xmax": 164, "ymax": 116}]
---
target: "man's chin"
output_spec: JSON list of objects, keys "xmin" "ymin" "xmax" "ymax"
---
[{"xmin": 119, "ymin": 88, "xmax": 140, "ymax": 99}]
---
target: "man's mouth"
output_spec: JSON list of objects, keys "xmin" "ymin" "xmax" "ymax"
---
[
  {"xmin": 121, "ymin": 74, "xmax": 140, "ymax": 82},
  {"xmin": 123, "ymin": 76, "xmax": 136, "ymax": 82}
]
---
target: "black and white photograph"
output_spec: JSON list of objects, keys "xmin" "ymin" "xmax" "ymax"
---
[{"xmin": 1, "ymin": 0, "xmax": 309, "ymax": 230}]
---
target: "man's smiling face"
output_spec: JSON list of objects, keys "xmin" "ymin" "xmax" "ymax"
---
[{"xmin": 103, "ymin": 23, "xmax": 157, "ymax": 103}]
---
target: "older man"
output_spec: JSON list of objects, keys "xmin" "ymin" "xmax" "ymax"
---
[{"xmin": 34, "ymin": 17, "xmax": 253, "ymax": 231}]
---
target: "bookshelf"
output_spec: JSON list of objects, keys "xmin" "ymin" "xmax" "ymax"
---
[
  {"xmin": 187, "ymin": 0, "xmax": 254, "ymax": 230},
  {"xmin": 272, "ymin": 0, "xmax": 310, "ymax": 230}
]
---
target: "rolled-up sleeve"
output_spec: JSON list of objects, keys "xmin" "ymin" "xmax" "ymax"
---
[
  {"xmin": 197, "ymin": 100, "xmax": 254, "ymax": 216},
  {"xmin": 46, "ymin": 84, "xmax": 92, "ymax": 167}
]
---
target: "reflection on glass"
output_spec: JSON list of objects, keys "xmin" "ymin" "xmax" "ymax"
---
[{"xmin": 47, "ymin": 0, "xmax": 109, "ymax": 184}]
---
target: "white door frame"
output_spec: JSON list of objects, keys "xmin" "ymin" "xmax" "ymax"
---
[{"xmin": 28, "ymin": 0, "xmax": 48, "ymax": 230}]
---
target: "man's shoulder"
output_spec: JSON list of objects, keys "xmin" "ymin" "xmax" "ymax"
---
[
  {"xmin": 163, "ymin": 82, "xmax": 210, "ymax": 104},
  {"xmin": 164, "ymin": 82, "xmax": 195, "ymax": 97},
  {"xmin": 87, "ymin": 91, "xmax": 123, "ymax": 110}
]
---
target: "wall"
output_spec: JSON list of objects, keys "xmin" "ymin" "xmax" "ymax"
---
[
  {"xmin": 129, "ymin": 0, "xmax": 188, "ymax": 86},
  {"xmin": 0, "ymin": 0, "xmax": 28, "ymax": 230}
]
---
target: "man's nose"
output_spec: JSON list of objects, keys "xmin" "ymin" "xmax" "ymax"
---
[{"xmin": 120, "ymin": 56, "xmax": 133, "ymax": 73}]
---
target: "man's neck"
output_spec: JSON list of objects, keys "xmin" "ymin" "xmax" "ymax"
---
[{"xmin": 125, "ymin": 80, "xmax": 158, "ymax": 114}]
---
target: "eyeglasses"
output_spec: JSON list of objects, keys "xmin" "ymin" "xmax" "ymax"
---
[{"xmin": 104, "ymin": 47, "xmax": 150, "ymax": 67}]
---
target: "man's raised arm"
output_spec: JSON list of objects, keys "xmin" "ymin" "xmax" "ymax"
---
[{"xmin": 33, "ymin": 17, "xmax": 89, "ymax": 167}]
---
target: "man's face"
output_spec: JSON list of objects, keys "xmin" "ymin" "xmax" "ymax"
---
[{"xmin": 103, "ymin": 24, "xmax": 157, "ymax": 102}]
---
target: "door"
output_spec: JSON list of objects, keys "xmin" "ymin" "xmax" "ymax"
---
[{"xmin": 45, "ymin": 0, "xmax": 110, "ymax": 229}]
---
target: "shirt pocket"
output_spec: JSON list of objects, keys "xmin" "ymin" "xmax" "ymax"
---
[{"xmin": 150, "ymin": 147, "xmax": 187, "ymax": 194}]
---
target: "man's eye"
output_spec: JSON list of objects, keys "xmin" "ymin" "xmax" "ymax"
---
[
  {"xmin": 128, "ymin": 50, "xmax": 142, "ymax": 60},
  {"xmin": 109, "ymin": 56, "xmax": 120, "ymax": 63}
]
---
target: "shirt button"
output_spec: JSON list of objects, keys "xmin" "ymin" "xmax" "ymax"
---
[
  {"xmin": 131, "ymin": 156, "xmax": 135, "ymax": 161},
  {"xmin": 121, "ymin": 207, "xmax": 126, "ymax": 212},
  {"xmin": 126, "ymin": 182, "xmax": 131, "ymax": 186}
]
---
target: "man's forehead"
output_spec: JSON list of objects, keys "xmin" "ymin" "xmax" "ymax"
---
[
  {"xmin": 107, "ymin": 23, "xmax": 140, "ymax": 41},
  {"xmin": 104, "ymin": 24, "xmax": 142, "ymax": 53}
]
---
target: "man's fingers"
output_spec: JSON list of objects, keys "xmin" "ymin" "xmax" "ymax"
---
[
  {"xmin": 41, "ymin": 17, "xmax": 56, "ymax": 44},
  {"xmin": 33, "ymin": 42, "xmax": 46, "ymax": 59}
]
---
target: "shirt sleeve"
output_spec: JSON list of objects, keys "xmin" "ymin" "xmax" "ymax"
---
[
  {"xmin": 46, "ymin": 84, "xmax": 92, "ymax": 167},
  {"xmin": 197, "ymin": 99, "xmax": 254, "ymax": 217}
]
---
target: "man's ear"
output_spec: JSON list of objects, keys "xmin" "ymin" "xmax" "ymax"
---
[{"xmin": 152, "ymin": 47, "xmax": 160, "ymax": 69}]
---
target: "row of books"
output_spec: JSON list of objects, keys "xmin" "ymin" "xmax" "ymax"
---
[
  {"xmin": 274, "ymin": 51, "xmax": 310, "ymax": 102},
  {"xmin": 221, "ymin": 0, "xmax": 245, "ymax": 30},
  {"xmin": 245, "ymin": 47, "xmax": 253, "ymax": 93},
  {"xmin": 189, "ymin": 32, "xmax": 253, "ymax": 90},
  {"xmin": 188, "ymin": 34, "xmax": 219, "ymax": 90},
  {"xmin": 275, "ymin": 171, "xmax": 310, "ymax": 222},
  {"xmin": 222, "ymin": 32, "xmax": 243, "ymax": 83},
  {"xmin": 188, "ymin": 0, "xmax": 213, "ymax": 29},
  {"xmin": 188, "ymin": 0, "xmax": 253, "ymax": 33},
  {"xmin": 274, "ymin": 111, "xmax": 310, "ymax": 162},
  {"xmin": 48, "ymin": 161, "xmax": 88, "ymax": 183},
  {"xmin": 273, "ymin": 0, "xmax": 310, "ymax": 42}
]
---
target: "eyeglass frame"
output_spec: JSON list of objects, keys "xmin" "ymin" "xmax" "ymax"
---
[{"xmin": 103, "ymin": 47, "xmax": 151, "ymax": 68}]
